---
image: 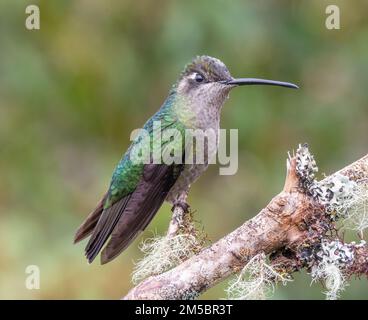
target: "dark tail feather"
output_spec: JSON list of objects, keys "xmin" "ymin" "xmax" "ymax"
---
[
  {"xmin": 84, "ymin": 195, "xmax": 131, "ymax": 263},
  {"xmin": 74, "ymin": 195, "xmax": 107, "ymax": 244}
]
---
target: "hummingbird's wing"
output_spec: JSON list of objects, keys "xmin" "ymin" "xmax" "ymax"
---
[
  {"xmin": 100, "ymin": 163, "xmax": 183, "ymax": 264},
  {"xmin": 75, "ymin": 104, "xmax": 187, "ymax": 264},
  {"xmin": 84, "ymin": 163, "xmax": 183, "ymax": 264}
]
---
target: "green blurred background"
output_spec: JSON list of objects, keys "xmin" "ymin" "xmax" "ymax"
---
[{"xmin": 0, "ymin": 0, "xmax": 367, "ymax": 299}]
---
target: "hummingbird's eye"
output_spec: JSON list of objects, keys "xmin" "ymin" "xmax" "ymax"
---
[{"xmin": 194, "ymin": 73, "xmax": 204, "ymax": 83}]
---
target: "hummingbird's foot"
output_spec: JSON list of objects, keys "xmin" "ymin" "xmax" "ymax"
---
[
  {"xmin": 168, "ymin": 201, "xmax": 190, "ymax": 236},
  {"xmin": 172, "ymin": 201, "xmax": 190, "ymax": 214}
]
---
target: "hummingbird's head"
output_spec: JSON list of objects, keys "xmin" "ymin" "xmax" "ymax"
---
[{"xmin": 175, "ymin": 55, "xmax": 298, "ymax": 110}]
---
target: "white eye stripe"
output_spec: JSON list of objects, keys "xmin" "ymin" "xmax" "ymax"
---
[
  {"xmin": 189, "ymin": 72, "xmax": 200, "ymax": 80},
  {"xmin": 189, "ymin": 72, "xmax": 205, "ymax": 83}
]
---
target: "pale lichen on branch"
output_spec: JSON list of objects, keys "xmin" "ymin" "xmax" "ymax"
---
[
  {"xmin": 225, "ymin": 253, "xmax": 291, "ymax": 300},
  {"xmin": 132, "ymin": 206, "xmax": 207, "ymax": 285}
]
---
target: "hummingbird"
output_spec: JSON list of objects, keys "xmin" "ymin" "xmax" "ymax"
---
[{"xmin": 74, "ymin": 55, "xmax": 298, "ymax": 264}]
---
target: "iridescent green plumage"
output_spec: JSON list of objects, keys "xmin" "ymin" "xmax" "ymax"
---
[
  {"xmin": 104, "ymin": 91, "xmax": 186, "ymax": 209},
  {"xmin": 75, "ymin": 85, "xmax": 189, "ymax": 264}
]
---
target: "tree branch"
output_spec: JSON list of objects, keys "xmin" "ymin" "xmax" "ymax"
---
[{"xmin": 124, "ymin": 146, "xmax": 368, "ymax": 300}]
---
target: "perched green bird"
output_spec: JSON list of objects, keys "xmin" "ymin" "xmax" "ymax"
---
[{"xmin": 74, "ymin": 55, "xmax": 298, "ymax": 264}]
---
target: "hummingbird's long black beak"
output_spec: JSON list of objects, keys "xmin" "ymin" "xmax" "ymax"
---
[{"xmin": 225, "ymin": 78, "xmax": 298, "ymax": 89}]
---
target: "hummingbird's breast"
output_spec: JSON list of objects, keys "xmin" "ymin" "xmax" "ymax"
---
[
  {"xmin": 167, "ymin": 105, "xmax": 220, "ymax": 204},
  {"xmin": 166, "ymin": 86, "xmax": 228, "ymax": 203}
]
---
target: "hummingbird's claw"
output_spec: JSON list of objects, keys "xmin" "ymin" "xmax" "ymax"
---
[{"xmin": 172, "ymin": 201, "xmax": 190, "ymax": 214}]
